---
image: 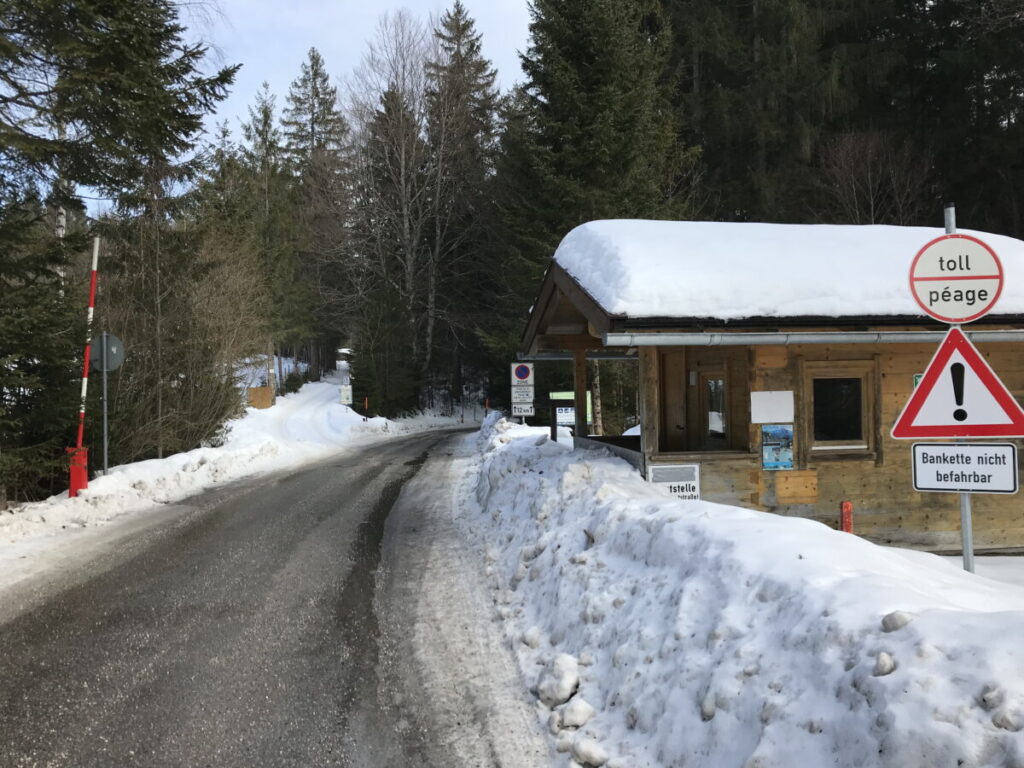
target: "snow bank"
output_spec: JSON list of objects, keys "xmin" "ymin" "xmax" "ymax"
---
[
  {"xmin": 554, "ymin": 220, "xmax": 1024, "ymax": 320},
  {"xmin": 467, "ymin": 417, "xmax": 1024, "ymax": 767},
  {"xmin": 1, "ymin": 378, "xmax": 468, "ymax": 551}
]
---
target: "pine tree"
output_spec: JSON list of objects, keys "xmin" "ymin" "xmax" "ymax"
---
[
  {"xmin": 0, "ymin": 195, "xmax": 82, "ymax": 502},
  {"xmin": 487, "ymin": 0, "xmax": 699, "ymax": 387},
  {"xmin": 281, "ymin": 49, "xmax": 350, "ymax": 379},
  {"xmin": 241, "ymin": 84, "xmax": 315, "ymax": 356},
  {"xmin": 281, "ymin": 48, "xmax": 350, "ymax": 172},
  {"xmin": 1, "ymin": 0, "xmax": 237, "ymax": 497},
  {"xmin": 664, "ymin": 0, "xmax": 899, "ymax": 221},
  {"xmin": 423, "ymin": 1, "xmax": 501, "ymax": 393},
  {"xmin": 0, "ymin": 0, "xmax": 238, "ymax": 195}
]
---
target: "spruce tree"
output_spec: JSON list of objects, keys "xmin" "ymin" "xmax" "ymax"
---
[
  {"xmin": 281, "ymin": 49, "xmax": 350, "ymax": 378},
  {"xmin": 488, "ymin": 0, "xmax": 698, "ymax": 380},
  {"xmin": 423, "ymin": 1, "xmax": 501, "ymax": 393},
  {"xmin": 241, "ymin": 84, "xmax": 314, "ymax": 356},
  {"xmin": 281, "ymin": 48, "xmax": 349, "ymax": 171},
  {"xmin": 1, "ymin": 0, "xmax": 237, "ymax": 497}
]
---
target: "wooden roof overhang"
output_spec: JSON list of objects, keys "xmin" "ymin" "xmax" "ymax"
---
[{"xmin": 520, "ymin": 263, "xmax": 1024, "ymax": 359}]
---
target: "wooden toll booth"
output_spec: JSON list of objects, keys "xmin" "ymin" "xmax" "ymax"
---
[{"xmin": 519, "ymin": 220, "xmax": 1024, "ymax": 551}]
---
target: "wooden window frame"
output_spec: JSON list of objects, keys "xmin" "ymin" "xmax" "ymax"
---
[{"xmin": 800, "ymin": 359, "xmax": 878, "ymax": 460}]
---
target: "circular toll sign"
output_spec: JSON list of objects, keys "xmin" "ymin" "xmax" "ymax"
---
[{"xmin": 909, "ymin": 234, "xmax": 1003, "ymax": 324}]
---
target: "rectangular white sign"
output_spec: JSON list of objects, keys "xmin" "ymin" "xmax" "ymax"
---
[
  {"xmin": 511, "ymin": 387, "xmax": 534, "ymax": 404},
  {"xmin": 750, "ymin": 391, "xmax": 794, "ymax": 424},
  {"xmin": 512, "ymin": 403, "xmax": 535, "ymax": 417},
  {"xmin": 912, "ymin": 443, "xmax": 1018, "ymax": 494},
  {"xmin": 510, "ymin": 362, "xmax": 534, "ymax": 386},
  {"xmin": 339, "ymin": 384, "xmax": 353, "ymax": 405},
  {"xmin": 555, "ymin": 406, "xmax": 576, "ymax": 426},
  {"xmin": 647, "ymin": 464, "xmax": 700, "ymax": 500}
]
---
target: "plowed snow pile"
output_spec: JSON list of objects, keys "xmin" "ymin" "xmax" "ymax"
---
[
  {"xmin": 2, "ymin": 378, "xmax": 465, "ymax": 549},
  {"xmin": 467, "ymin": 416, "xmax": 1024, "ymax": 768}
]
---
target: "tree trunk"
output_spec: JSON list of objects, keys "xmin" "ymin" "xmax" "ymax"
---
[{"xmin": 590, "ymin": 360, "xmax": 604, "ymax": 436}]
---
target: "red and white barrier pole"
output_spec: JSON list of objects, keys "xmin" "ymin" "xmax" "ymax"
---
[{"xmin": 68, "ymin": 237, "xmax": 99, "ymax": 497}]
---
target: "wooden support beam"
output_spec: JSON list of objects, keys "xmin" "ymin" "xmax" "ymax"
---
[
  {"xmin": 574, "ymin": 348, "xmax": 588, "ymax": 438},
  {"xmin": 536, "ymin": 334, "xmax": 603, "ymax": 351},
  {"xmin": 639, "ymin": 347, "xmax": 659, "ymax": 462}
]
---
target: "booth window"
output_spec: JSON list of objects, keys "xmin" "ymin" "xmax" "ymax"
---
[{"xmin": 803, "ymin": 360, "xmax": 876, "ymax": 454}]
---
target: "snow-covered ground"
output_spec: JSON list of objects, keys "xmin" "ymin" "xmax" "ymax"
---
[
  {"xmin": 462, "ymin": 416, "xmax": 1024, "ymax": 768},
  {"xmin": 1, "ymin": 375, "xmax": 475, "ymax": 581}
]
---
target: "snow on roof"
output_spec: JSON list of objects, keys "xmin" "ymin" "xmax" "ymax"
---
[{"xmin": 553, "ymin": 220, "xmax": 1024, "ymax": 320}]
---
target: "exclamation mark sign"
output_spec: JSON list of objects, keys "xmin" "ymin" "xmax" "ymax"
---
[{"xmin": 951, "ymin": 362, "xmax": 968, "ymax": 421}]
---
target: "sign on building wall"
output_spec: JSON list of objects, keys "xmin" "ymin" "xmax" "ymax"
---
[
  {"xmin": 761, "ymin": 424, "xmax": 794, "ymax": 470},
  {"xmin": 648, "ymin": 464, "xmax": 700, "ymax": 500}
]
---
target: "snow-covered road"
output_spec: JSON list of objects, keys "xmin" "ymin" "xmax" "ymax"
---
[{"xmin": 0, "ymin": 430, "xmax": 549, "ymax": 767}]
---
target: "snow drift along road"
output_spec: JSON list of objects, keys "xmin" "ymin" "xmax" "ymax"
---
[
  {"xmin": 1, "ymin": 378, "xmax": 467, "ymax": 551},
  {"xmin": 466, "ymin": 416, "xmax": 1024, "ymax": 768}
]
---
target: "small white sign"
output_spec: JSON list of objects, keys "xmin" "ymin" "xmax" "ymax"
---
[
  {"xmin": 647, "ymin": 464, "xmax": 700, "ymax": 500},
  {"xmin": 511, "ymin": 362, "xmax": 534, "ymax": 386},
  {"xmin": 750, "ymin": 391, "xmax": 794, "ymax": 424},
  {"xmin": 912, "ymin": 443, "xmax": 1018, "ymax": 494},
  {"xmin": 339, "ymin": 384, "xmax": 353, "ymax": 405},
  {"xmin": 511, "ymin": 387, "xmax": 534, "ymax": 404},
  {"xmin": 512, "ymin": 403, "xmax": 535, "ymax": 417},
  {"xmin": 555, "ymin": 406, "xmax": 576, "ymax": 426}
]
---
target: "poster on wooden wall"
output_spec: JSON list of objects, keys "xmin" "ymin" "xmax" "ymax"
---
[{"xmin": 762, "ymin": 424, "xmax": 794, "ymax": 470}]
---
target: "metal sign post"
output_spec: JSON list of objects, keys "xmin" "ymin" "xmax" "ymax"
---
[
  {"xmin": 947, "ymin": 204, "xmax": 975, "ymax": 573},
  {"xmin": 947, "ymin": 205, "xmax": 974, "ymax": 572},
  {"xmin": 892, "ymin": 204, "xmax": 1022, "ymax": 573},
  {"xmin": 89, "ymin": 331, "xmax": 125, "ymax": 476},
  {"xmin": 510, "ymin": 363, "xmax": 535, "ymax": 423}
]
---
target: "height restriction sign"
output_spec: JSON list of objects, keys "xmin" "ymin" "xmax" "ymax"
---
[{"xmin": 909, "ymin": 234, "xmax": 1003, "ymax": 323}]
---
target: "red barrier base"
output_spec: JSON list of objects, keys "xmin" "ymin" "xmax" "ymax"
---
[
  {"xmin": 67, "ymin": 446, "xmax": 88, "ymax": 498},
  {"xmin": 840, "ymin": 500, "xmax": 854, "ymax": 533}
]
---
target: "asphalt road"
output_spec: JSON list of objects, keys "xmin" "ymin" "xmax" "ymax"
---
[{"xmin": 0, "ymin": 429, "xmax": 547, "ymax": 768}]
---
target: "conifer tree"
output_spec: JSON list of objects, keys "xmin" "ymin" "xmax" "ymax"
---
[
  {"xmin": 281, "ymin": 49, "xmax": 350, "ymax": 377},
  {"xmin": 241, "ymin": 84, "xmax": 314, "ymax": 357},
  {"xmin": 423, "ymin": 1, "xmax": 501, "ymax": 393},
  {"xmin": 281, "ymin": 48, "xmax": 350, "ymax": 171},
  {"xmin": 1, "ymin": 0, "xmax": 237, "ymax": 497}
]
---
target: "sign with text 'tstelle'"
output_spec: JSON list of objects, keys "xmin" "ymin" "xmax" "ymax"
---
[
  {"xmin": 912, "ymin": 443, "xmax": 1018, "ymax": 494},
  {"xmin": 647, "ymin": 464, "xmax": 700, "ymax": 501}
]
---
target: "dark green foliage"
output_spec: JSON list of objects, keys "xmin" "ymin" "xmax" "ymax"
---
[
  {"xmin": 0, "ymin": 0, "xmax": 238, "ymax": 195},
  {"xmin": 1, "ymin": 0, "xmax": 238, "ymax": 497},
  {"xmin": 484, "ymin": 0, "xmax": 699, "ymax": 385},
  {"xmin": 0, "ymin": 196, "xmax": 83, "ymax": 500},
  {"xmin": 422, "ymin": 2, "xmax": 502, "ymax": 397}
]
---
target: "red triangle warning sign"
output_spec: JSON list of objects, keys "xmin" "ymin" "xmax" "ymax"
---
[{"xmin": 892, "ymin": 327, "xmax": 1024, "ymax": 438}]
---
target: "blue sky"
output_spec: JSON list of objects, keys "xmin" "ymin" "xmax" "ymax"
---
[{"xmin": 196, "ymin": 0, "xmax": 532, "ymax": 132}]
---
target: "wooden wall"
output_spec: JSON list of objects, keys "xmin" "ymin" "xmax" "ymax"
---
[{"xmin": 645, "ymin": 338, "xmax": 1024, "ymax": 551}]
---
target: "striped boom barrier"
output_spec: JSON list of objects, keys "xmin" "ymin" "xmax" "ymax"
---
[{"xmin": 69, "ymin": 237, "xmax": 100, "ymax": 497}]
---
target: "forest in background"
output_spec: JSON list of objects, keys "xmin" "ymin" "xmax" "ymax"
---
[{"xmin": 3, "ymin": 0, "xmax": 1024, "ymax": 501}]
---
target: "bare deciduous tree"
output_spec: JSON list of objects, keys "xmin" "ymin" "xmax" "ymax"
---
[{"xmin": 815, "ymin": 131, "xmax": 933, "ymax": 226}]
